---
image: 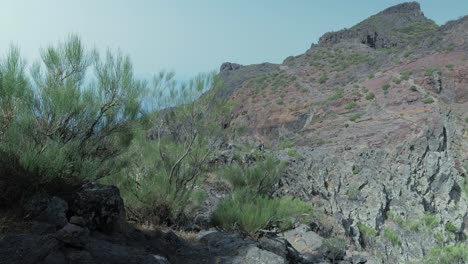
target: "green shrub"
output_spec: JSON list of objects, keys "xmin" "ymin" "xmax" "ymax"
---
[
  {"xmin": 423, "ymin": 97, "xmax": 434, "ymax": 104},
  {"xmin": 422, "ymin": 214, "xmax": 440, "ymax": 229},
  {"xmin": 287, "ymin": 148, "xmax": 299, "ymax": 158},
  {"xmin": 344, "ymin": 102, "xmax": 357, "ymax": 110},
  {"xmin": 382, "ymin": 84, "xmax": 390, "ymax": 91},
  {"xmin": 328, "ymin": 88, "xmax": 344, "ymax": 101},
  {"xmin": 465, "ymin": 117, "xmax": 468, "ymax": 123},
  {"xmin": 358, "ymin": 223, "xmax": 377, "ymax": 237},
  {"xmin": 212, "ymin": 193, "xmax": 311, "ymax": 236},
  {"xmin": 0, "ymin": 46, "xmax": 31, "ymax": 143},
  {"xmin": 401, "ymin": 70, "xmax": 413, "ymax": 80},
  {"xmin": 320, "ymin": 237, "xmax": 347, "ymax": 263},
  {"xmin": 386, "ymin": 211, "xmax": 405, "ymax": 226},
  {"xmin": 0, "ymin": 36, "xmax": 149, "ymax": 200},
  {"xmin": 444, "ymin": 222, "xmax": 458, "ymax": 233},
  {"xmin": 222, "ymin": 157, "xmax": 286, "ymax": 195},
  {"xmin": 405, "ymin": 220, "xmax": 422, "ymax": 232},
  {"xmin": 399, "ymin": 21, "xmax": 438, "ymax": 38},
  {"xmin": 425, "ymin": 68, "xmax": 439, "ymax": 77},
  {"xmin": 276, "ymin": 139, "xmax": 295, "ymax": 150},
  {"xmin": 393, "ymin": 78, "xmax": 402, "ymax": 84},
  {"xmin": 106, "ymin": 73, "xmax": 231, "ymax": 224},
  {"xmin": 349, "ymin": 114, "xmax": 361, "ymax": 122},
  {"xmin": 410, "ymin": 85, "xmax": 418, "ymax": 92},
  {"xmin": 383, "ymin": 228, "xmax": 401, "ymax": 246},
  {"xmin": 445, "ymin": 64, "xmax": 454, "ymax": 70},
  {"xmin": 425, "ymin": 243, "xmax": 468, "ymax": 264},
  {"xmin": 365, "ymin": 92, "xmax": 375, "ymax": 100},
  {"xmin": 319, "ymin": 73, "xmax": 328, "ymax": 84}
]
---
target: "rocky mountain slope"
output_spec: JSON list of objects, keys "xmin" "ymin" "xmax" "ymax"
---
[{"xmin": 219, "ymin": 2, "xmax": 468, "ymax": 263}]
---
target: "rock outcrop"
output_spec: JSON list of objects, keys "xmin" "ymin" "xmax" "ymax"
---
[{"xmin": 318, "ymin": 2, "xmax": 434, "ymax": 49}]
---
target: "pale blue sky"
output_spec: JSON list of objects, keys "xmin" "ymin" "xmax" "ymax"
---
[{"xmin": 1, "ymin": 0, "xmax": 466, "ymax": 80}]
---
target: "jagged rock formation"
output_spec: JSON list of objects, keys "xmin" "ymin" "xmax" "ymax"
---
[
  {"xmin": 219, "ymin": 2, "xmax": 468, "ymax": 263},
  {"xmin": 318, "ymin": 2, "xmax": 433, "ymax": 49}
]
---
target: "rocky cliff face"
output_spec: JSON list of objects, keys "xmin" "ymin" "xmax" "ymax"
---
[{"xmin": 220, "ymin": 2, "xmax": 468, "ymax": 263}]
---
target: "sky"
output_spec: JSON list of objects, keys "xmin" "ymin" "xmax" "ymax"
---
[{"xmin": 0, "ymin": 0, "xmax": 467, "ymax": 81}]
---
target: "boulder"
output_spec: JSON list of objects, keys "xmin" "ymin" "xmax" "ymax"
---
[
  {"xmin": 243, "ymin": 246, "xmax": 286, "ymax": 264},
  {"xmin": 258, "ymin": 237, "xmax": 301, "ymax": 263},
  {"xmin": 23, "ymin": 195, "xmax": 68, "ymax": 229},
  {"xmin": 220, "ymin": 62, "xmax": 242, "ymax": 72},
  {"xmin": 280, "ymin": 224, "xmax": 323, "ymax": 254},
  {"xmin": 69, "ymin": 183, "xmax": 126, "ymax": 233},
  {"xmin": 54, "ymin": 223, "xmax": 89, "ymax": 248}
]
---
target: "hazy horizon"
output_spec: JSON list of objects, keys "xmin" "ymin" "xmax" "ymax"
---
[{"xmin": 1, "ymin": 0, "xmax": 467, "ymax": 81}]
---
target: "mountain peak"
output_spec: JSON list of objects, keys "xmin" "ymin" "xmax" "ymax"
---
[
  {"xmin": 318, "ymin": 2, "xmax": 434, "ymax": 49},
  {"xmin": 379, "ymin": 1, "xmax": 423, "ymax": 16}
]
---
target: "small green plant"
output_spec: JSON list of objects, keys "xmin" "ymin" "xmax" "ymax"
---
[
  {"xmin": 425, "ymin": 243, "xmax": 468, "ymax": 264},
  {"xmin": 320, "ymin": 237, "xmax": 347, "ymax": 263},
  {"xmin": 287, "ymin": 148, "xmax": 299, "ymax": 158},
  {"xmin": 362, "ymin": 87, "xmax": 369, "ymax": 93},
  {"xmin": 386, "ymin": 211, "xmax": 405, "ymax": 226},
  {"xmin": 358, "ymin": 223, "xmax": 377, "ymax": 237},
  {"xmin": 328, "ymin": 88, "xmax": 344, "ymax": 101},
  {"xmin": 410, "ymin": 85, "xmax": 418, "ymax": 92},
  {"xmin": 344, "ymin": 102, "xmax": 357, "ymax": 110},
  {"xmin": 393, "ymin": 78, "xmax": 402, "ymax": 84},
  {"xmin": 275, "ymin": 98, "xmax": 283, "ymax": 105},
  {"xmin": 406, "ymin": 220, "xmax": 422, "ymax": 232},
  {"xmin": 212, "ymin": 194, "xmax": 312, "ymax": 236},
  {"xmin": 422, "ymin": 214, "xmax": 440, "ymax": 229},
  {"xmin": 382, "ymin": 84, "xmax": 390, "ymax": 91},
  {"xmin": 349, "ymin": 114, "xmax": 361, "ymax": 122},
  {"xmin": 383, "ymin": 228, "xmax": 401, "ymax": 246},
  {"xmin": 444, "ymin": 222, "xmax": 458, "ymax": 233},
  {"xmin": 445, "ymin": 64, "xmax": 454, "ymax": 70},
  {"xmin": 276, "ymin": 139, "xmax": 294, "ymax": 150},
  {"xmin": 353, "ymin": 84, "xmax": 359, "ymax": 88},
  {"xmin": 365, "ymin": 92, "xmax": 375, "ymax": 100},
  {"xmin": 319, "ymin": 73, "xmax": 328, "ymax": 84},
  {"xmin": 425, "ymin": 68, "xmax": 439, "ymax": 77},
  {"xmin": 401, "ymin": 70, "xmax": 412, "ymax": 80},
  {"xmin": 423, "ymin": 97, "xmax": 434, "ymax": 104},
  {"xmin": 368, "ymin": 74, "xmax": 375, "ymax": 79},
  {"xmin": 465, "ymin": 117, "xmax": 468, "ymax": 123}
]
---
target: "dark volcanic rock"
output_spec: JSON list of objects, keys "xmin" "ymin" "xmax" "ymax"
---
[
  {"xmin": 24, "ymin": 195, "xmax": 68, "ymax": 230},
  {"xmin": 220, "ymin": 62, "xmax": 242, "ymax": 72},
  {"xmin": 69, "ymin": 182, "xmax": 126, "ymax": 233},
  {"xmin": 0, "ymin": 234, "xmax": 60, "ymax": 264}
]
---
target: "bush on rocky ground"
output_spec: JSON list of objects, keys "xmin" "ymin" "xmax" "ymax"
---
[
  {"xmin": 212, "ymin": 157, "xmax": 312, "ymax": 236},
  {"xmin": 0, "ymin": 35, "xmax": 148, "ymax": 205}
]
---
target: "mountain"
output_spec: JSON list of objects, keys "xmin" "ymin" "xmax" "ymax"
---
[{"xmin": 218, "ymin": 2, "xmax": 468, "ymax": 263}]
